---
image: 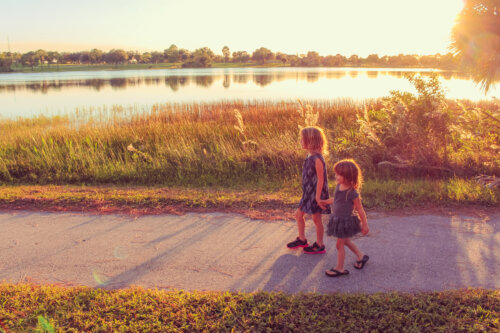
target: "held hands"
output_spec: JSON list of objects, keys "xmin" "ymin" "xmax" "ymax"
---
[{"xmin": 317, "ymin": 199, "xmax": 329, "ymax": 210}]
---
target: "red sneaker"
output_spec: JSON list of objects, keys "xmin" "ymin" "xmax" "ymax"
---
[
  {"xmin": 303, "ymin": 242, "xmax": 326, "ymax": 254},
  {"xmin": 287, "ymin": 237, "xmax": 308, "ymax": 249}
]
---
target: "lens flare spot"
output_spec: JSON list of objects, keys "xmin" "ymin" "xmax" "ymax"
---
[
  {"xmin": 113, "ymin": 246, "xmax": 129, "ymax": 259},
  {"xmin": 92, "ymin": 270, "xmax": 108, "ymax": 286}
]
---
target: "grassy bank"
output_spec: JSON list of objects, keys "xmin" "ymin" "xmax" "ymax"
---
[
  {"xmin": 0, "ymin": 284, "xmax": 497, "ymax": 332},
  {"xmin": 0, "ymin": 179, "xmax": 497, "ymax": 219},
  {"xmin": 0, "ymin": 100, "xmax": 498, "ymax": 184},
  {"xmin": 7, "ymin": 62, "xmax": 288, "ymax": 73},
  {"xmin": 0, "ymin": 76, "xmax": 498, "ymax": 211}
]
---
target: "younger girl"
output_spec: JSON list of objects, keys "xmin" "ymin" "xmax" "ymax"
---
[
  {"xmin": 319, "ymin": 159, "xmax": 369, "ymax": 277},
  {"xmin": 287, "ymin": 126, "xmax": 331, "ymax": 254}
]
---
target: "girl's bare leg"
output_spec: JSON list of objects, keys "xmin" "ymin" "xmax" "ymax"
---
[
  {"xmin": 295, "ymin": 209, "xmax": 306, "ymax": 241},
  {"xmin": 345, "ymin": 238, "xmax": 363, "ymax": 259},
  {"xmin": 345, "ymin": 238, "xmax": 364, "ymax": 268},
  {"xmin": 312, "ymin": 213, "xmax": 324, "ymax": 246},
  {"xmin": 335, "ymin": 238, "xmax": 346, "ymax": 271}
]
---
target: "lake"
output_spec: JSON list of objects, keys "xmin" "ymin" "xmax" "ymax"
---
[{"xmin": 0, "ymin": 67, "xmax": 497, "ymax": 119}]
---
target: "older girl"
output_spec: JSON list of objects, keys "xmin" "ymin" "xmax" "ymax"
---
[{"xmin": 287, "ymin": 126, "xmax": 331, "ymax": 254}]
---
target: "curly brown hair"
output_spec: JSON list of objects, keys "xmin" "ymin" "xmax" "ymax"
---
[{"xmin": 333, "ymin": 159, "xmax": 363, "ymax": 192}]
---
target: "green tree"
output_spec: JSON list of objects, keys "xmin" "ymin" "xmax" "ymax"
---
[
  {"xmin": 88, "ymin": 49, "xmax": 103, "ymax": 65},
  {"xmin": 46, "ymin": 51, "xmax": 61, "ymax": 68},
  {"xmin": 183, "ymin": 47, "xmax": 214, "ymax": 67},
  {"xmin": 178, "ymin": 48, "xmax": 190, "ymax": 61},
  {"xmin": 164, "ymin": 44, "xmax": 180, "ymax": 62},
  {"xmin": 322, "ymin": 54, "xmax": 346, "ymax": 67},
  {"xmin": 450, "ymin": 0, "xmax": 500, "ymax": 92},
  {"xmin": 275, "ymin": 52, "xmax": 288, "ymax": 64},
  {"xmin": 348, "ymin": 54, "xmax": 360, "ymax": 66},
  {"xmin": 35, "ymin": 49, "xmax": 47, "ymax": 68},
  {"xmin": 141, "ymin": 52, "xmax": 152, "ymax": 63},
  {"xmin": 0, "ymin": 53, "xmax": 13, "ymax": 72},
  {"xmin": 366, "ymin": 54, "xmax": 380, "ymax": 65},
  {"xmin": 150, "ymin": 51, "xmax": 163, "ymax": 64},
  {"xmin": 302, "ymin": 51, "xmax": 322, "ymax": 66},
  {"xmin": 222, "ymin": 46, "xmax": 230, "ymax": 62},
  {"xmin": 232, "ymin": 51, "xmax": 250, "ymax": 63},
  {"xmin": 64, "ymin": 52, "xmax": 81, "ymax": 64},
  {"xmin": 80, "ymin": 51, "xmax": 90, "ymax": 64},
  {"xmin": 128, "ymin": 51, "xmax": 141, "ymax": 63},
  {"xmin": 105, "ymin": 49, "xmax": 128, "ymax": 66},
  {"xmin": 21, "ymin": 51, "xmax": 37, "ymax": 70},
  {"xmin": 252, "ymin": 47, "xmax": 274, "ymax": 64}
]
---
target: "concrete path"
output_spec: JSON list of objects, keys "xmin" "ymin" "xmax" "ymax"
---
[{"xmin": 0, "ymin": 210, "xmax": 499, "ymax": 293}]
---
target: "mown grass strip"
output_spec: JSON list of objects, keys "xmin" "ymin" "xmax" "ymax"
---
[
  {"xmin": 0, "ymin": 179, "xmax": 497, "ymax": 220},
  {"xmin": 0, "ymin": 284, "xmax": 498, "ymax": 332}
]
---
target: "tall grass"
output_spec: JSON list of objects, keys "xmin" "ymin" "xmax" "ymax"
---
[
  {"xmin": 0, "ymin": 91, "xmax": 498, "ymax": 187},
  {"xmin": 0, "ymin": 100, "xmax": 367, "ymax": 185}
]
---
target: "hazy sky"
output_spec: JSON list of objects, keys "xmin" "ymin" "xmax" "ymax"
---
[{"xmin": 1, "ymin": 0, "xmax": 464, "ymax": 56}]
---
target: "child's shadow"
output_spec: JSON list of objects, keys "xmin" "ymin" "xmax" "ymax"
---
[{"xmin": 262, "ymin": 252, "xmax": 323, "ymax": 293}]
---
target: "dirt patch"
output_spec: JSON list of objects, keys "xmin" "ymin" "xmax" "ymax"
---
[
  {"xmin": 0, "ymin": 198, "xmax": 296, "ymax": 221},
  {"xmin": 0, "ymin": 197, "xmax": 497, "ymax": 222}
]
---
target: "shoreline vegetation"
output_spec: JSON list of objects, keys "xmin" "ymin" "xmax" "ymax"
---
[
  {"xmin": 0, "ymin": 61, "xmax": 457, "ymax": 74},
  {"xmin": 0, "ymin": 75, "xmax": 498, "ymax": 212},
  {"xmin": 0, "ymin": 45, "xmax": 459, "ymax": 73},
  {"xmin": 0, "ymin": 284, "xmax": 497, "ymax": 332}
]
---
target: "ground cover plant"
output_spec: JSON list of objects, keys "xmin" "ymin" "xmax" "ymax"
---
[{"xmin": 0, "ymin": 283, "xmax": 498, "ymax": 332}]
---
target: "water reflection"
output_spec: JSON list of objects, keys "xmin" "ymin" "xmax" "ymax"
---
[
  {"xmin": 195, "ymin": 76, "xmax": 213, "ymax": 87},
  {"xmin": 0, "ymin": 68, "xmax": 496, "ymax": 118},
  {"xmin": 233, "ymin": 74, "xmax": 248, "ymax": 84},
  {"xmin": 349, "ymin": 71, "xmax": 359, "ymax": 78},
  {"xmin": 0, "ymin": 69, "xmax": 474, "ymax": 94},
  {"xmin": 110, "ymin": 78, "xmax": 127, "ymax": 89},
  {"xmin": 306, "ymin": 72, "xmax": 319, "ymax": 83},
  {"xmin": 223, "ymin": 74, "xmax": 230, "ymax": 89},
  {"xmin": 326, "ymin": 71, "xmax": 346, "ymax": 79},
  {"xmin": 254, "ymin": 74, "xmax": 273, "ymax": 87},
  {"xmin": 164, "ymin": 76, "xmax": 189, "ymax": 92}
]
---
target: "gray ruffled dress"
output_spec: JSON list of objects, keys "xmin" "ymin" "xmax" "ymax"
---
[{"xmin": 326, "ymin": 185, "xmax": 362, "ymax": 238}]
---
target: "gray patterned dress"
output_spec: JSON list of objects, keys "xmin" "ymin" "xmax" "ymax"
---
[
  {"xmin": 298, "ymin": 154, "xmax": 331, "ymax": 214},
  {"xmin": 326, "ymin": 185, "xmax": 362, "ymax": 238}
]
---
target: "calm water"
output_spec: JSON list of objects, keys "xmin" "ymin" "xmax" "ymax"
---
[{"xmin": 0, "ymin": 67, "xmax": 497, "ymax": 119}]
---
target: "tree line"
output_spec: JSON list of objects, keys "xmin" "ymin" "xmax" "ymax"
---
[{"xmin": 0, "ymin": 44, "xmax": 459, "ymax": 72}]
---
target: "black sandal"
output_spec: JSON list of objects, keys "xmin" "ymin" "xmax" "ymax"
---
[
  {"xmin": 325, "ymin": 268, "xmax": 349, "ymax": 277},
  {"xmin": 354, "ymin": 255, "xmax": 369, "ymax": 269}
]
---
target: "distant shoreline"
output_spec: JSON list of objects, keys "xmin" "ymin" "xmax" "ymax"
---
[{"xmin": 2, "ymin": 62, "xmax": 458, "ymax": 74}]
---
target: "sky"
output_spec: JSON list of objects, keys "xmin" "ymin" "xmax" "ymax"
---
[{"xmin": 1, "ymin": 0, "xmax": 465, "ymax": 57}]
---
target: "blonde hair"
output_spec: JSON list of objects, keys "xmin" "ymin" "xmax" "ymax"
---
[
  {"xmin": 300, "ymin": 126, "xmax": 328, "ymax": 156},
  {"xmin": 333, "ymin": 159, "xmax": 363, "ymax": 193}
]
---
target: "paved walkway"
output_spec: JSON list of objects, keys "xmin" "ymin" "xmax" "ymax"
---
[{"xmin": 0, "ymin": 210, "xmax": 499, "ymax": 293}]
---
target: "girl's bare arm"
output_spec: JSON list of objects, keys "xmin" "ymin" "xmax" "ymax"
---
[
  {"xmin": 314, "ymin": 158, "xmax": 326, "ymax": 209},
  {"xmin": 353, "ymin": 197, "xmax": 369, "ymax": 235}
]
